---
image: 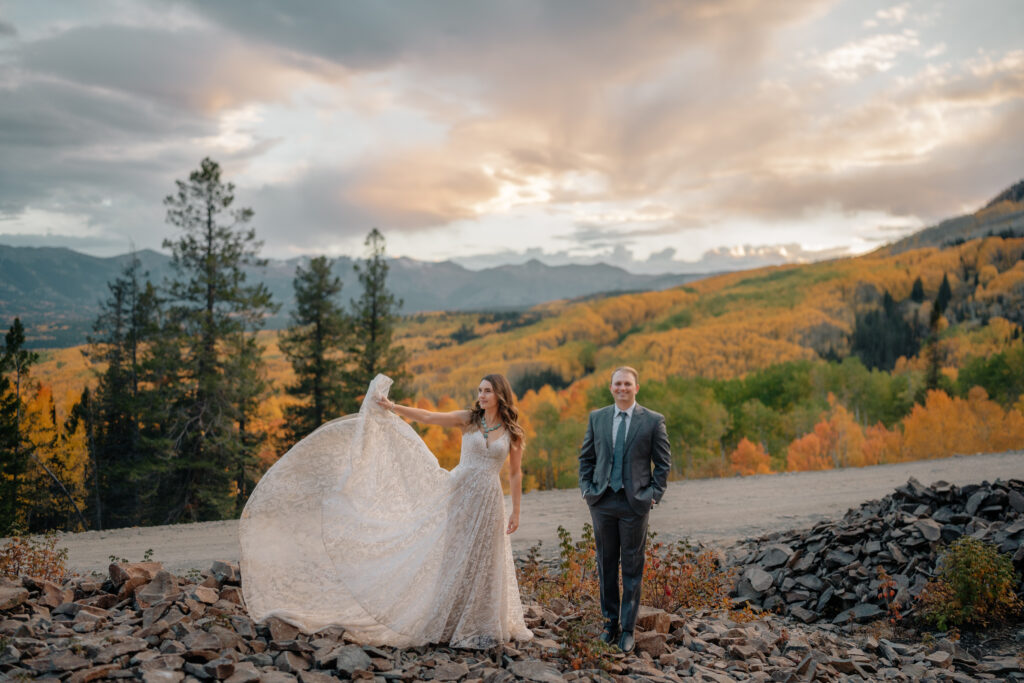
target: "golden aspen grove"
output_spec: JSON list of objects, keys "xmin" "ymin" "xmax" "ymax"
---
[{"xmin": 19, "ymin": 232, "xmax": 1024, "ymax": 520}]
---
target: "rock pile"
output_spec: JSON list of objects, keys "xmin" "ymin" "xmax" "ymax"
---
[
  {"xmin": 728, "ymin": 477, "xmax": 1024, "ymax": 625},
  {"xmin": 3, "ymin": 557, "xmax": 1022, "ymax": 682}
]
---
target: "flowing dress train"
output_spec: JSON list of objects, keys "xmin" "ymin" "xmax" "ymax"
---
[{"xmin": 239, "ymin": 374, "xmax": 532, "ymax": 648}]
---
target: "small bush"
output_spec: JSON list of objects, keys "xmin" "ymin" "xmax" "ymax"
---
[
  {"xmin": 917, "ymin": 537, "xmax": 1022, "ymax": 630},
  {"xmin": 0, "ymin": 532, "xmax": 70, "ymax": 583},
  {"xmin": 642, "ymin": 534, "xmax": 735, "ymax": 613}
]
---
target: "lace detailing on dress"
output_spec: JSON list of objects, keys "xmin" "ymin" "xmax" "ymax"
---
[{"xmin": 240, "ymin": 374, "xmax": 532, "ymax": 648}]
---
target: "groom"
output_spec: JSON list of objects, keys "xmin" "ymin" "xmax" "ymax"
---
[{"xmin": 578, "ymin": 366, "xmax": 671, "ymax": 653}]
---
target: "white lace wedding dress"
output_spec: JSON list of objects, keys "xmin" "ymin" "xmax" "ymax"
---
[{"xmin": 239, "ymin": 374, "xmax": 533, "ymax": 648}]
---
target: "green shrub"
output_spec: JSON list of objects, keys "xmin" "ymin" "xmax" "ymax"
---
[{"xmin": 917, "ymin": 537, "xmax": 1022, "ymax": 630}]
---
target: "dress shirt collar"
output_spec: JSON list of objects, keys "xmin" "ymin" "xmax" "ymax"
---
[{"xmin": 615, "ymin": 402, "xmax": 637, "ymax": 418}]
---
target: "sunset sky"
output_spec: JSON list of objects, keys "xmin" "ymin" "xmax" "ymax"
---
[{"xmin": 1, "ymin": 1, "xmax": 1022, "ymax": 273}]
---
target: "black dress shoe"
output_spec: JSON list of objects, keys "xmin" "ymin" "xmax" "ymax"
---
[
  {"xmin": 617, "ymin": 630, "xmax": 635, "ymax": 654},
  {"xmin": 598, "ymin": 625, "xmax": 619, "ymax": 644}
]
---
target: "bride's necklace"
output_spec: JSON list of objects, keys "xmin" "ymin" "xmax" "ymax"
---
[{"xmin": 479, "ymin": 416, "xmax": 502, "ymax": 434}]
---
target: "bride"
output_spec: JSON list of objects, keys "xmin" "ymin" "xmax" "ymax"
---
[{"xmin": 239, "ymin": 373, "xmax": 533, "ymax": 649}]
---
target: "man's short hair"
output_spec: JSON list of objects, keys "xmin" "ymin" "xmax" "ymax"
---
[{"xmin": 610, "ymin": 366, "xmax": 639, "ymax": 384}]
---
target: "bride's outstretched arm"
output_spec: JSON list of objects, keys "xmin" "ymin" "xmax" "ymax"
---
[
  {"xmin": 507, "ymin": 441, "xmax": 524, "ymax": 534},
  {"xmin": 377, "ymin": 397, "xmax": 470, "ymax": 428}
]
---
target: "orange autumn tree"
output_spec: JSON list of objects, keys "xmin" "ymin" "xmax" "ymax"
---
[
  {"xmin": 728, "ymin": 438, "xmax": 772, "ymax": 476},
  {"xmin": 518, "ymin": 383, "xmax": 590, "ymax": 491},
  {"xmin": 861, "ymin": 422, "xmax": 905, "ymax": 465},
  {"xmin": 786, "ymin": 395, "xmax": 867, "ymax": 472},
  {"xmin": 902, "ymin": 387, "xmax": 1024, "ymax": 460}
]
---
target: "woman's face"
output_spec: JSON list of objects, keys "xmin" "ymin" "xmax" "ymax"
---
[{"xmin": 478, "ymin": 380, "xmax": 498, "ymax": 411}]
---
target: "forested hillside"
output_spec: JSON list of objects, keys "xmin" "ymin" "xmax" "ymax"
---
[
  {"xmin": 5, "ymin": 167, "xmax": 1024, "ymax": 533},
  {"xmin": 19, "ymin": 233, "xmax": 1024, "ymax": 510}
]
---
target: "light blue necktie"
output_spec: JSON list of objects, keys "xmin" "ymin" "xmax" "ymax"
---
[{"xmin": 610, "ymin": 411, "xmax": 627, "ymax": 491}]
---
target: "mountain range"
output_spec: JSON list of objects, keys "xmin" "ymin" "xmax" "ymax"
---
[
  {"xmin": 0, "ymin": 246, "xmax": 706, "ymax": 347},
  {"xmin": 2, "ymin": 177, "xmax": 1021, "ymax": 348}
]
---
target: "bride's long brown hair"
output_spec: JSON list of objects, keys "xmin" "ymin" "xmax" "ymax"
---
[{"xmin": 468, "ymin": 374, "xmax": 525, "ymax": 447}]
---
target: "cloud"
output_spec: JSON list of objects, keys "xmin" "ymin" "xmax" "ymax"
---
[
  {"xmin": 21, "ymin": 24, "xmax": 332, "ymax": 115},
  {"xmin": 3, "ymin": 0, "xmax": 1023, "ymax": 266},
  {"xmin": 0, "ymin": 20, "xmax": 16, "ymax": 37},
  {"xmin": 815, "ymin": 31, "xmax": 920, "ymax": 81},
  {"xmin": 876, "ymin": 3, "xmax": 911, "ymax": 25}
]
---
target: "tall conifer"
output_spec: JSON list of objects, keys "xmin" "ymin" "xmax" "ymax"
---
[
  {"xmin": 160, "ymin": 158, "xmax": 277, "ymax": 522},
  {"xmin": 79, "ymin": 255, "xmax": 163, "ymax": 529},
  {"xmin": 0, "ymin": 318, "xmax": 36, "ymax": 534},
  {"xmin": 280, "ymin": 256, "xmax": 349, "ymax": 441},
  {"xmin": 342, "ymin": 229, "xmax": 408, "ymax": 411}
]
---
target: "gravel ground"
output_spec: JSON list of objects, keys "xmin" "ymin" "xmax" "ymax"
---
[{"xmin": 29, "ymin": 450, "xmax": 1024, "ymax": 575}]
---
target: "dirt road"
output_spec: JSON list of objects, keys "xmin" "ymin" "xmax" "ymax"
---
[{"xmin": 37, "ymin": 450, "xmax": 1023, "ymax": 575}]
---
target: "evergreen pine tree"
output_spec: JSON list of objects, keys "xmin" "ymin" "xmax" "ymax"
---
[
  {"xmin": 341, "ymin": 229, "xmax": 409, "ymax": 412},
  {"xmin": 160, "ymin": 158, "xmax": 277, "ymax": 522},
  {"xmin": 78, "ymin": 255, "xmax": 164, "ymax": 529},
  {"xmin": 935, "ymin": 273, "xmax": 952, "ymax": 315},
  {"xmin": 910, "ymin": 276, "xmax": 925, "ymax": 303},
  {"xmin": 280, "ymin": 256, "xmax": 349, "ymax": 441},
  {"xmin": 0, "ymin": 318, "xmax": 36, "ymax": 534}
]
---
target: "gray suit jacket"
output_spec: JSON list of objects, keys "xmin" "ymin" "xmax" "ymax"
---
[{"xmin": 578, "ymin": 404, "xmax": 671, "ymax": 515}]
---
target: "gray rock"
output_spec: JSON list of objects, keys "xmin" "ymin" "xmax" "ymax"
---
[
  {"xmin": 210, "ymin": 561, "xmax": 241, "ymax": 584},
  {"xmin": 794, "ymin": 574, "xmax": 823, "ymax": 592},
  {"xmin": 25, "ymin": 649, "xmax": 92, "ymax": 674},
  {"xmin": 274, "ymin": 651, "xmax": 310, "ymax": 674},
  {"xmin": 333, "ymin": 644, "xmax": 372, "ymax": 675},
  {"xmin": 482, "ymin": 671, "xmax": 515, "ymax": 683},
  {"xmin": 965, "ymin": 490, "xmax": 988, "ymax": 515},
  {"xmin": 914, "ymin": 519, "xmax": 943, "ymax": 541},
  {"xmin": 978, "ymin": 655, "xmax": 1024, "ymax": 673},
  {"xmin": 297, "ymin": 673, "xmax": 337, "ymax": 683},
  {"xmin": 789, "ymin": 606, "xmax": 818, "ymax": 623},
  {"xmin": 225, "ymin": 663, "xmax": 261, "ymax": 683},
  {"xmin": 257, "ymin": 673, "xmax": 298, "ymax": 683},
  {"xmin": 832, "ymin": 603, "xmax": 883, "ymax": 624},
  {"xmin": 744, "ymin": 566, "xmax": 774, "ymax": 593},
  {"xmin": 0, "ymin": 579, "xmax": 29, "ymax": 610},
  {"xmin": 136, "ymin": 571, "xmax": 180, "ymax": 608},
  {"xmin": 0, "ymin": 643, "xmax": 21, "ymax": 666},
  {"xmin": 761, "ymin": 544, "xmax": 793, "ymax": 568},
  {"xmin": 509, "ymin": 659, "xmax": 565, "ymax": 683},
  {"xmin": 95, "ymin": 637, "xmax": 149, "ymax": 663},
  {"xmin": 263, "ymin": 616, "xmax": 300, "ymax": 642},
  {"xmin": 183, "ymin": 630, "xmax": 222, "ymax": 652},
  {"xmin": 430, "ymin": 661, "xmax": 470, "ymax": 680}
]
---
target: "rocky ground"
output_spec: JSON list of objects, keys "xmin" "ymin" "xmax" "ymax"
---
[
  {"xmin": 2, "ymin": 475, "xmax": 1023, "ymax": 681},
  {"xmin": 728, "ymin": 477, "xmax": 1024, "ymax": 627},
  {"xmin": 2, "ymin": 557, "xmax": 1022, "ymax": 683}
]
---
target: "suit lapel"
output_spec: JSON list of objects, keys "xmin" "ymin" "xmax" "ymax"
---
[{"xmin": 599, "ymin": 406, "xmax": 615, "ymax": 454}]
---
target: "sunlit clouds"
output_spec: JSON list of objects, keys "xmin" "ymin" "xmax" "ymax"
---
[{"xmin": 1, "ymin": 0, "xmax": 1022, "ymax": 273}]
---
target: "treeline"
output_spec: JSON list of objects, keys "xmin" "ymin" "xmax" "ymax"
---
[
  {"xmin": 0, "ymin": 159, "xmax": 406, "ymax": 535},
  {"xmin": 478, "ymin": 336, "xmax": 1023, "ymax": 491}
]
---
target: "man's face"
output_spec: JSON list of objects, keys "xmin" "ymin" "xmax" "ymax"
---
[{"xmin": 610, "ymin": 370, "xmax": 639, "ymax": 406}]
